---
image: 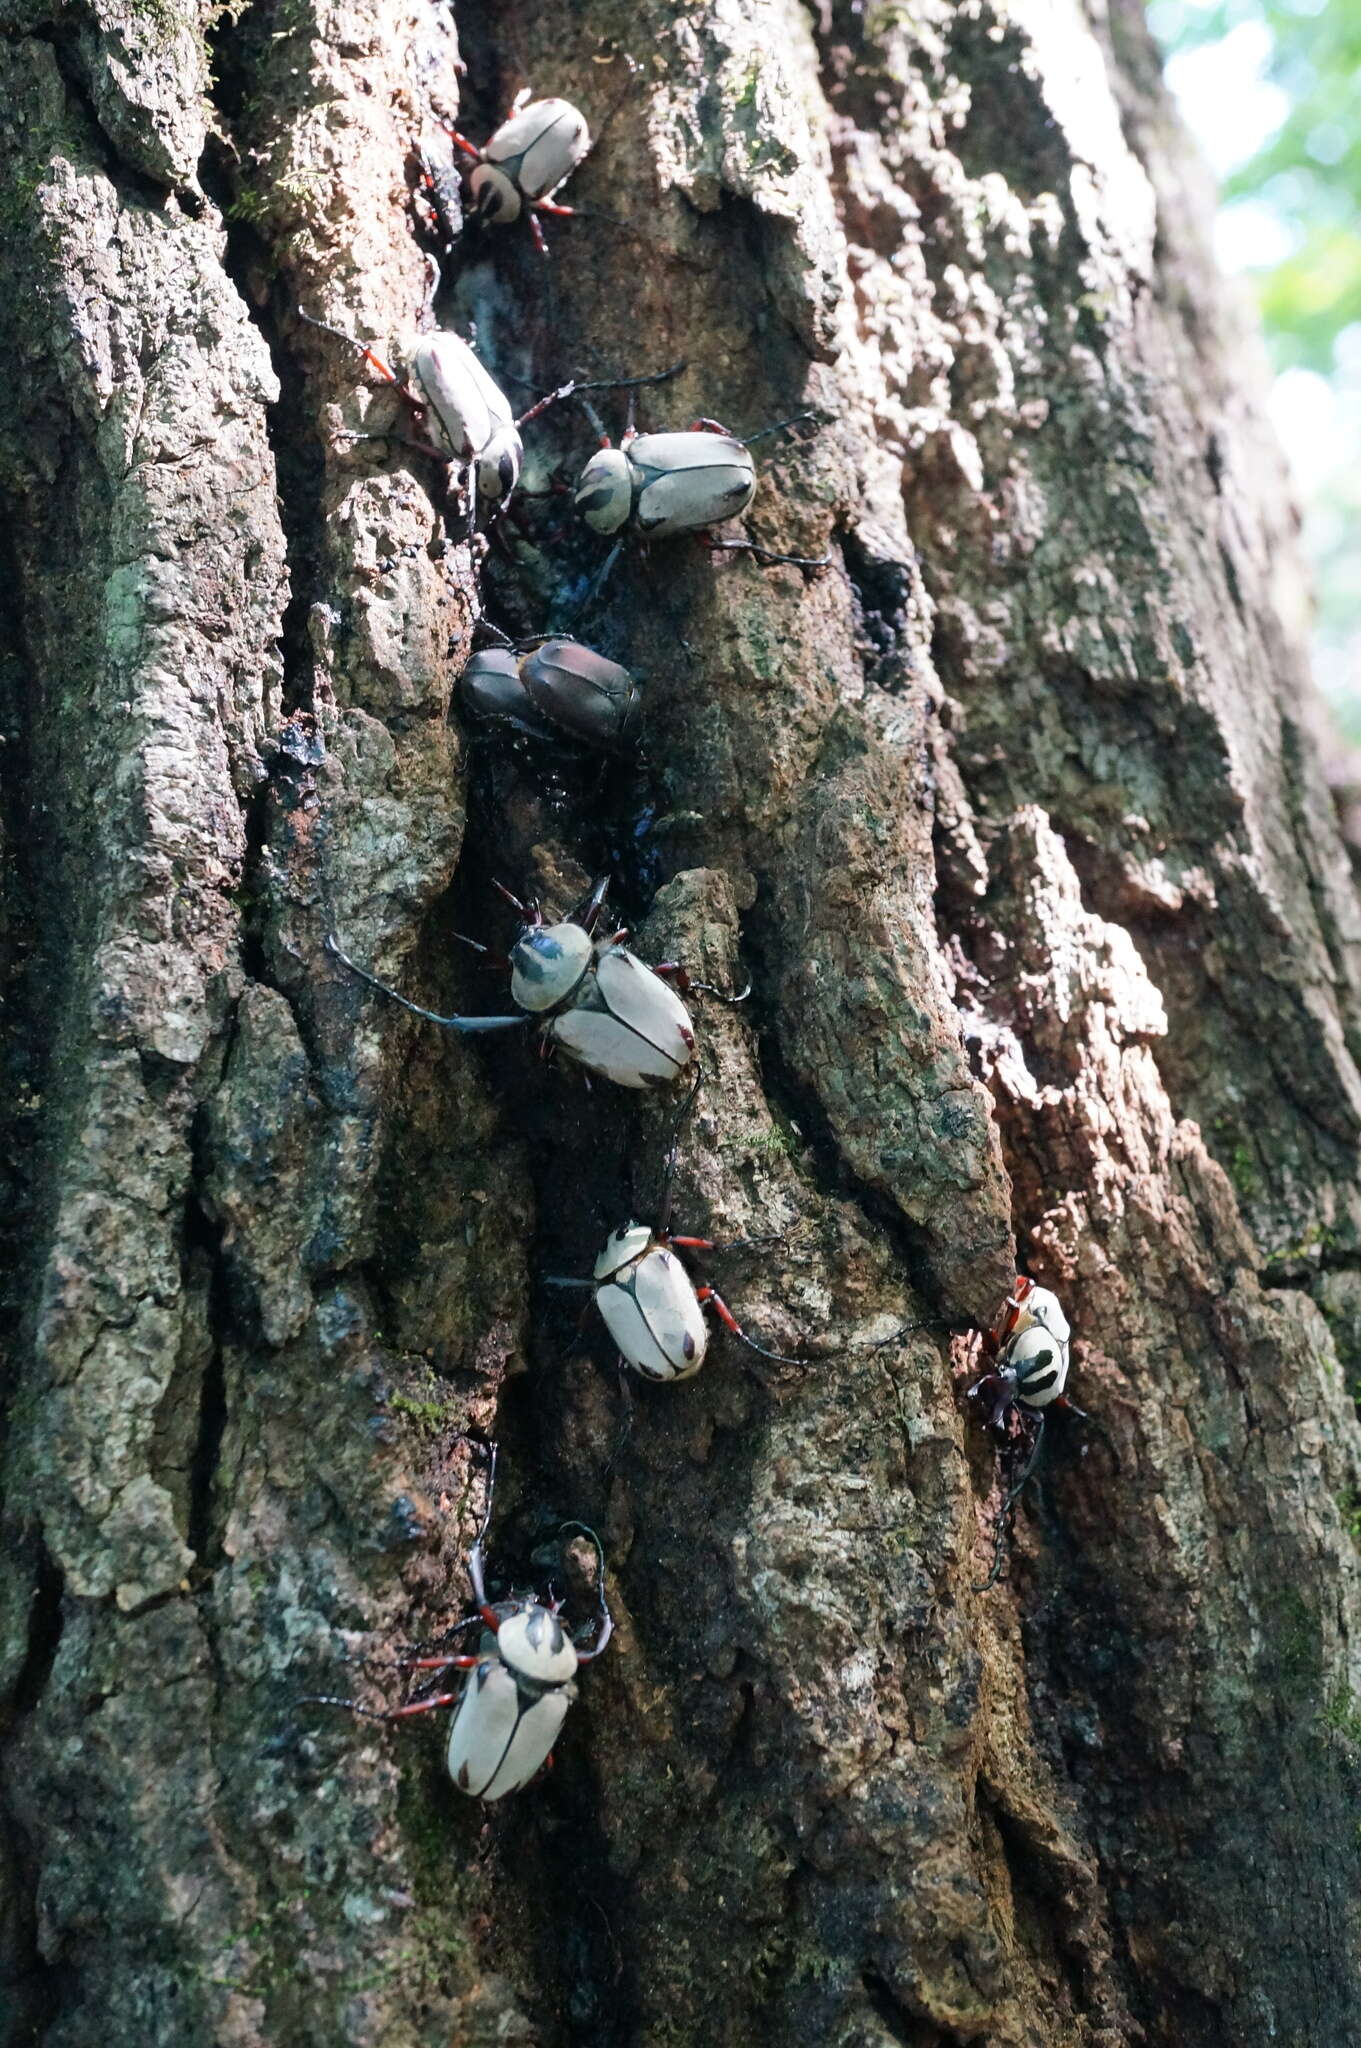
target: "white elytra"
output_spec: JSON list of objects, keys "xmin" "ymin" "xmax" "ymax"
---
[
  {"xmin": 575, "ymin": 432, "xmax": 757, "ymax": 538},
  {"xmin": 544, "ymin": 944, "xmax": 695, "ymax": 1090},
  {"xmin": 509, "ymin": 921, "xmax": 595, "ymax": 1013},
  {"xmin": 405, "ymin": 332, "xmax": 522, "ymax": 500},
  {"xmin": 471, "ymin": 97, "xmax": 591, "ymax": 222},
  {"xmin": 594, "ymin": 1227, "xmax": 709, "ymax": 1381},
  {"xmin": 445, "ymin": 1656, "xmax": 575, "ymax": 1801},
  {"xmin": 628, "ymin": 433, "xmax": 756, "ymax": 537}
]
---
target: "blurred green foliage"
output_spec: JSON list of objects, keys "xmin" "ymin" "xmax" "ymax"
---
[{"xmin": 1152, "ymin": 0, "xmax": 1361, "ymax": 373}]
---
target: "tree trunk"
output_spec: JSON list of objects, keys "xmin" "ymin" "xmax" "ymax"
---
[{"xmin": 3, "ymin": 0, "xmax": 1360, "ymax": 2042}]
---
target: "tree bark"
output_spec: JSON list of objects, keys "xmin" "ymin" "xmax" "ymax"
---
[{"xmin": 2, "ymin": 0, "xmax": 1360, "ymax": 2043}]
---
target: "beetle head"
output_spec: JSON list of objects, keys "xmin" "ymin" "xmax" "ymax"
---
[
  {"xmin": 459, "ymin": 648, "xmax": 558, "ymax": 742},
  {"xmin": 509, "ymin": 920, "xmax": 594, "ymax": 1013},
  {"xmin": 575, "ymin": 448, "xmax": 633, "ymax": 533},
  {"xmin": 496, "ymin": 1601, "xmax": 579, "ymax": 1684},
  {"xmin": 475, "ymin": 425, "xmax": 523, "ymax": 503},
  {"xmin": 470, "ymin": 161, "xmax": 523, "ymax": 224}
]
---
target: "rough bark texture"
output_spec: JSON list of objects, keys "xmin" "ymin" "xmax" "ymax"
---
[{"xmin": 2, "ymin": 1, "xmax": 1360, "ymax": 2044}]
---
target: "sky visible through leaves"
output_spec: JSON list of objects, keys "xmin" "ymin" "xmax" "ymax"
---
[{"xmin": 1150, "ymin": 0, "xmax": 1361, "ymax": 733}]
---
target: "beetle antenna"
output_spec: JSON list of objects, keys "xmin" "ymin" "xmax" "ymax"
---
[
  {"xmin": 324, "ymin": 933, "xmax": 529, "ymax": 1034},
  {"xmin": 571, "ymin": 359, "xmax": 688, "ymax": 396},
  {"xmin": 515, "ymin": 380, "xmax": 579, "ymax": 431},
  {"xmin": 296, "ymin": 1692, "xmax": 394, "ymax": 1724},
  {"xmin": 656, "ymin": 1066, "xmax": 704, "ymax": 1232},
  {"xmin": 972, "ymin": 1414, "xmax": 1047, "ymax": 1594},
  {"xmin": 558, "ymin": 1520, "xmax": 613, "ymax": 1658},
  {"xmin": 740, "ymin": 408, "xmax": 825, "ymax": 446}
]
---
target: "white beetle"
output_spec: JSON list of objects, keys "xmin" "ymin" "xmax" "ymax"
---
[
  {"xmin": 298, "ymin": 310, "xmax": 573, "ymax": 508},
  {"xmin": 301, "ymin": 1453, "xmax": 612, "ymax": 1802},
  {"xmin": 571, "ymin": 403, "xmax": 831, "ymax": 587},
  {"xmin": 588, "ymin": 1220, "xmax": 807, "ymax": 1380},
  {"xmin": 575, "ymin": 428, "xmax": 757, "ymax": 540},
  {"xmin": 325, "ymin": 876, "xmax": 710, "ymax": 1093},
  {"xmin": 969, "ymin": 1278, "xmax": 1081, "ymax": 1592},
  {"xmin": 450, "ymin": 96, "xmax": 592, "ymax": 244},
  {"xmin": 971, "ymin": 1275, "xmax": 1074, "ymax": 1425},
  {"xmin": 997, "ymin": 1280, "xmax": 1072, "ymax": 1412},
  {"xmin": 406, "ymin": 331, "xmax": 525, "ymax": 502}
]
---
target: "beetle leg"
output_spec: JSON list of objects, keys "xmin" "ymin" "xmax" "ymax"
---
[
  {"xmin": 696, "ymin": 1286, "xmax": 809, "ymax": 1366},
  {"xmin": 571, "ymin": 875, "xmax": 612, "ymax": 931},
  {"xmin": 688, "ymin": 416, "xmax": 735, "ymax": 435},
  {"xmin": 447, "ymin": 126, "xmax": 483, "ymax": 163},
  {"xmin": 660, "ymin": 1235, "xmax": 718, "ymax": 1251},
  {"xmin": 571, "ymin": 361, "xmax": 687, "ymax": 398},
  {"xmin": 654, "ymin": 1065, "xmax": 705, "ymax": 1234},
  {"xmin": 1052, "ymin": 1394, "xmax": 1089, "ymax": 1420},
  {"xmin": 297, "ymin": 308, "xmax": 404, "ymax": 387},
  {"xmin": 528, "ymin": 212, "xmax": 551, "ymax": 259},
  {"xmin": 534, "ymin": 197, "xmax": 578, "ymax": 218},
  {"xmin": 515, "ymin": 380, "xmax": 579, "ymax": 430},
  {"xmin": 652, "ymin": 961, "xmax": 752, "ymax": 1005},
  {"xmin": 605, "ymin": 1365, "xmax": 635, "ymax": 1474},
  {"xmin": 334, "ymin": 427, "xmax": 452, "ymax": 466},
  {"xmin": 699, "ymin": 535, "xmax": 834, "ymax": 571},
  {"xmin": 568, "ymin": 540, "xmax": 624, "ymax": 620},
  {"xmin": 297, "ymin": 1683, "xmax": 472, "ymax": 1723},
  {"xmin": 324, "ymin": 934, "xmax": 527, "ymax": 1033},
  {"xmin": 972, "ymin": 1414, "xmax": 1047, "ymax": 1595},
  {"xmin": 558, "ymin": 1520, "xmax": 614, "ymax": 1659},
  {"xmin": 491, "ymin": 878, "xmax": 540, "ymax": 923},
  {"xmin": 382, "ymin": 1688, "xmax": 469, "ymax": 1717}
]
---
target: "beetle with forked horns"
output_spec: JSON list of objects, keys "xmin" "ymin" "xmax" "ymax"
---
[
  {"xmin": 326, "ymin": 876, "xmax": 741, "ymax": 1093},
  {"xmin": 299, "ymin": 1445, "xmax": 612, "ymax": 1802}
]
